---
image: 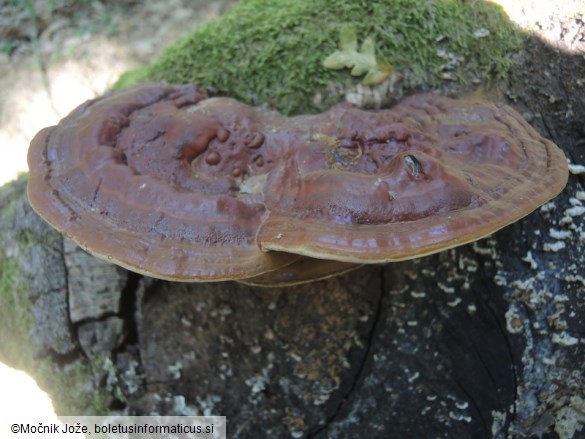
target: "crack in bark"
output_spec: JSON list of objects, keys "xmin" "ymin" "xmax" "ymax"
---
[
  {"xmin": 451, "ymin": 374, "xmax": 489, "ymax": 437},
  {"xmin": 307, "ymin": 266, "xmax": 386, "ymax": 438},
  {"xmin": 115, "ymin": 271, "xmax": 142, "ymax": 351},
  {"xmin": 70, "ymin": 311, "xmax": 122, "ymax": 327},
  {"xmin": 539, "ymin": 111, "xmax": 557, "ymax": 143},
  {"xmin": 485, "ymin": 284, "xmax": 519, "ymax": 435},
  {"xmin": 42, "ymin": 349, "xmax": 84, "ymax": 367},
  {"xmin": 33, "ymin": 236, "xmax": 89, "ymax": 365},
  {"xmin": 58, "ymin": 235, "xmax": 86, "ymax": 358}
]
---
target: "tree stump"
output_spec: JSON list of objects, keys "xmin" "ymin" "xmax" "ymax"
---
[{"xmin": 1, "ymin": 34, "xmax": 584, "ymax": 438}]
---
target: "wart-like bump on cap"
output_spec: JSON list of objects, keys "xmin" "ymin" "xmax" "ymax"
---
[
  {"xmin": 27, "ymin": 83, "xmax": 568, "ymax": 284},
  {"xmin": 259, "ymin": 94, "xmax": 568, "ymax": 262},
  {"xmin": 26, "ymin": 84, "xmax": 297, "ymax": 282}
]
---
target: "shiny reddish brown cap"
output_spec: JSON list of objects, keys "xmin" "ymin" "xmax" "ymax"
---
[
  {"xmin": 27, "ymin": 84, "xmax": 297, "ymax": 281},
  {"xmin": 27, "ymin": 84, "xmax": 568, "ymax": 282},
  {"xmin": 258, "ymin": 94, "xmax": 569, "ymax": 262}
]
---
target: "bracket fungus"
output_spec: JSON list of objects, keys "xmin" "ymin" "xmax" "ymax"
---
[{"xmin": 27, "ymin": 83, "xmax": 568, "ymax": 285}]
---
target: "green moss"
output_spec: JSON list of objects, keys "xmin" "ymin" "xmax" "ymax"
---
[
  {"xmin": 115, "ymin": 0, "xmax": 525, "ymax": 115},
  {"xmin": 0, "ymin": 248, "xmax": 110, "ymax": 415},
  {"xmin": 35, "ymin": 360, "xmax": 112, "ymax": 415},
  {"xmin": 0, "ymin": 177, "xmax": 33, "ymax": 370},
  {"xmin": 0, "ymin": 255, "xmax": 32, "ymax": 370},
  {"xmin": 0, "ymin": 253, "xmax": 113, "ymax": 415},
  {"xmin": 0, "ymin": 173, "xmax": 27, "ymax": 222},
  {"xmin": 0, "ymin": 177, "xmax": 112, "ymax": 416}
]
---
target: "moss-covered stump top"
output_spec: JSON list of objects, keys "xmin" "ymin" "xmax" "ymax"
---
[{"xmin": 115, "ymin": 0, "xmax": 524, "ymax": 115}]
